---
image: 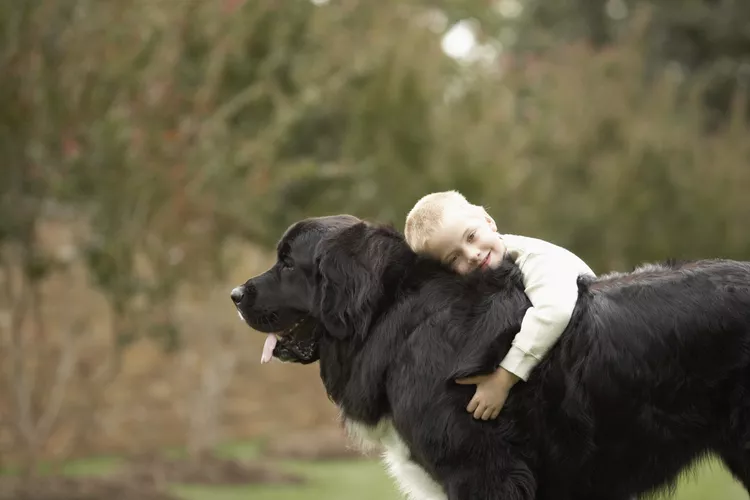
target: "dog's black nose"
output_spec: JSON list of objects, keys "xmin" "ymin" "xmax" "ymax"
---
[{"xmin": 230, "ymin": 286, "xmax": 244, "ymax": 304}]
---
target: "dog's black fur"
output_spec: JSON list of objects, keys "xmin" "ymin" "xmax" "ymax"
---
[{"xmin": 232, "ymin": 215, "xmax": 750, "ymax": 500}]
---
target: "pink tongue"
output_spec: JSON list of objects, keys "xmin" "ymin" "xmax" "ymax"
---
[{"xmin": 261, "ymin": 334, "xmax": 277, "ymax": 364}]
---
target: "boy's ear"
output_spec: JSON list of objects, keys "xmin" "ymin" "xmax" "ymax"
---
[{"xmin": 484, "ymin": 212, "xmax": 497, "ymax": 232}]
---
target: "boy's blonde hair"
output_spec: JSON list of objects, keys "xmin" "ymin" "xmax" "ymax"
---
[{"xmin": 404, "ymin": 190, "xmax": 481, "ymax": 253}]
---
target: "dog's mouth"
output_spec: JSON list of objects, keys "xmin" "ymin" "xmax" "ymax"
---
[
  {"xmin": 261, "ymin": 316, "xmax": 321, "ymax": 365},
  {"xmin": 234, "ymin": 307, "xmax": 320, "ymax": 364}
]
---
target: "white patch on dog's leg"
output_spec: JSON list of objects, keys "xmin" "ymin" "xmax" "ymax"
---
[
  {"xmin": 383, "ymin": 450, "xmax": 447, "ymax": 500},
  {"xmin": 237, "ymin": 310, "xmax": 244, "ymax": 321},
  {"xmin": 344, "ymin": 418, "xmax": 390, "ymax": 452},
  {"xmin": 344, "ymin": 417, "xmax": 447, "ymax": 500},
  {"xmin": 381, "ymin": 430, "xmax": 448, "ymax": 500}
]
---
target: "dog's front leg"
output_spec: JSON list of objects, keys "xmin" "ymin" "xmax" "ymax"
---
[{"xmin": 444, "ymin": 460, "xmax": 536, "ymax": 500}]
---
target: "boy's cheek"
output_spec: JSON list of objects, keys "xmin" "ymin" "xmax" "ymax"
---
[{"xmin": 495, "ymin": 238, "xmax": 507, "ymax": 256}]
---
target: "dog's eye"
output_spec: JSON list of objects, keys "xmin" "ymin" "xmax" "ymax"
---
[{"xmin": 280, "ymin": 258, "xmax": 295, "ymax": 269}]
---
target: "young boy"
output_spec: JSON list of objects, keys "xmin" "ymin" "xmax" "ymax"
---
[{"xmin": 404, "ymin": 190, "xmax": 596, "ymax": 421}]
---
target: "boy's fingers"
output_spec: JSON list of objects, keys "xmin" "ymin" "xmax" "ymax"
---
[
  {"xmin": 466, "ymin": 397, "xmax": 480, "ymax": 413},
  {"xmin": 490, "ymin": 409, "xmax": 501, "ymax": 420},
  {"xmin": 481, "ymin": 407, "xmax": 494, "ymax": 420},
  {"xmin": 473, "ymin": 404, "xmax": 486, "ymax": 419}
]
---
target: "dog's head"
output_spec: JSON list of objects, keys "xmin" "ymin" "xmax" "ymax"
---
[{"xmin": 231, "ymin": 214, "xmax": 411, "ymax": 364}]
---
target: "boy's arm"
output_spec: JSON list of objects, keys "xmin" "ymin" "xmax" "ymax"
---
[{"xmin": 499, "ymin": 251, "xmax": 581, "ymax": 381}]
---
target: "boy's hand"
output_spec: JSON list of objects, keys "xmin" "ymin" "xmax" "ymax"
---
[{"xmin": 455, "ymin": 368, "xmax": 520, "ymax": 420}]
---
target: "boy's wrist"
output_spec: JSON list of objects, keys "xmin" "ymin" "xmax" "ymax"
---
[
  {"xmin": 498, "ymin": 346, "xmax": 536, "ymax": 381},
  {"xmin": 493, "ymin": 367, "xmax": 521, "ymax": 388}
]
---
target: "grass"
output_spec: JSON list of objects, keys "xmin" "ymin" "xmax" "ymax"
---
[
  {"xmin": 174, "ymin": 460, "xmax": 399, "ymax": 500},
  {"xmin": 180, "ymin": 438, "xmax": 401, "ymax": 500},
  {"xmin": 2, "ymin": 441, "xmax": 748, "ymax": 500},
  {"xmin": 211, "ymin": 455, "xmax": 748, "ymax": 500},
  {"xmin": 650, "ymin": 460, "xmax": 747, "ymax": 500}
]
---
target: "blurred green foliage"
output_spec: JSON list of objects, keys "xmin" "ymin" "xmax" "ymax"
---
[
  {"xmin": 516, "ymin": 0, "xmax": 750, "ymax": 124},
  {"xmin": 2, "ymin": 0, "xmax": 748, "ymax": 286}
]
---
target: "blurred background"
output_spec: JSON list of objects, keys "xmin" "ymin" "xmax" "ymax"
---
[{"xmin": 1, "ymin": 0, "xmax": 749, "ymax": 499}]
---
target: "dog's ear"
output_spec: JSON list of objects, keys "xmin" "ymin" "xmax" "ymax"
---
[{"xmin": 313, "ymin": 223, "xmax": 382, "ymax": 340}]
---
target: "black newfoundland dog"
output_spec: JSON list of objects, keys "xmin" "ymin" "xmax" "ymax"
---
[{"xmin": 230, "ymin": 215, "xmax": 750, "ymax": 500}]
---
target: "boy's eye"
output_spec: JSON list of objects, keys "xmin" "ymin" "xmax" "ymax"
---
[{"xmin": 467, "ymin": 231, "xmax": 475, "ymax": 242}]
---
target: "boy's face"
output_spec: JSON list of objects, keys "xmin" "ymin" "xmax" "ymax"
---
[{"xmin": 424, "ymin": 206, "xmax": 506, "ymax": 275}]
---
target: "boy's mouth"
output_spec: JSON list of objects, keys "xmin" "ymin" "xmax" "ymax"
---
[{"xmin": 479, "ymin": 252, "xmax": 491, "ymax": 269}]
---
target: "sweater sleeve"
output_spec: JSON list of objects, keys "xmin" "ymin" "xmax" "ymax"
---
[{"xmin": 498, "ymin": 251, "xmax": 581, "ymax": 381}]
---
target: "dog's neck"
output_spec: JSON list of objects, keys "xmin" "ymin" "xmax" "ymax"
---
[{"xmin": 316, "ymin": 244, "xmax": 420, "ymax": 424}]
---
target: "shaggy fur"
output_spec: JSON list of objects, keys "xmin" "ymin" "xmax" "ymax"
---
[{"xmin": 231, "ymin": 215, "xmax": 750, "ymax": 500}]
